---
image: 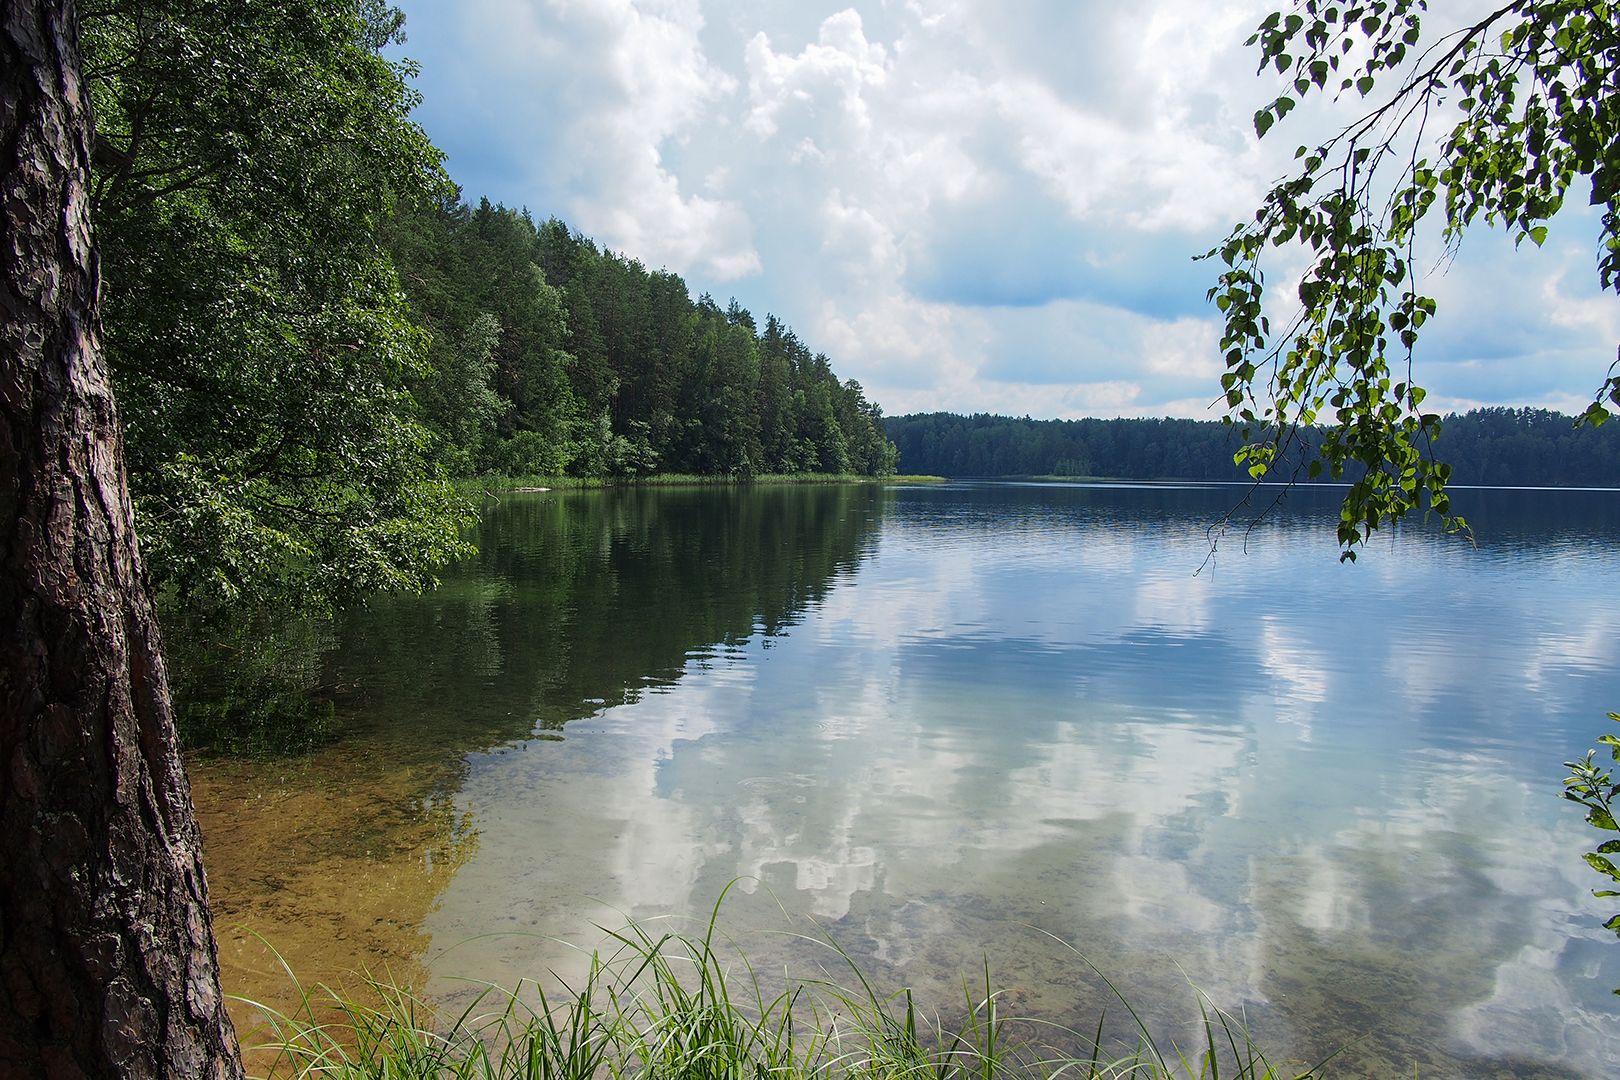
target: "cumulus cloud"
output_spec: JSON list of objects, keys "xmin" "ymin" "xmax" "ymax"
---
[
  {"xmin": 401, "ymin": 0, "xmax": 759, "ymax": 279},
  {"xmin": 394, "ymin": 0, "xmax": 1620, "ymax": 419}
]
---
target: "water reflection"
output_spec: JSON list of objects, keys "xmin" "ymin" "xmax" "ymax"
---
[
  {"xmin": 191, "ymin": 483, "xmax": 885, "ymax": 1034},
  {"xmin": 194, "ymin": 482, "xmax": 1620, "ymax": 1078}
]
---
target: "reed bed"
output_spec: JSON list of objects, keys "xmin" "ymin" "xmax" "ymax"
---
[{"xmin": 240, "ymin": 908, "xmax": 1333, "ymax": 1080}]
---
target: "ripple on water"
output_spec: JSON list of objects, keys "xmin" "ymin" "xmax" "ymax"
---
[{"xmin": 737, "ymin": 774, "xmax": 819, "ymax": 792}]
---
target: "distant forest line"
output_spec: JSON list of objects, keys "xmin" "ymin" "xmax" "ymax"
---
[{"xmin": 886, "ymin": 408, "xmax": 1620, "ymax": 488}]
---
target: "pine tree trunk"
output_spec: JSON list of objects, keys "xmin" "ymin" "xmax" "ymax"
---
[{"xmin": 0, "ymin": 1, "xmax": 244, "ymax": 1077}]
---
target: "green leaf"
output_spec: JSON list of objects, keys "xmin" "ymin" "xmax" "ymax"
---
[
  {"xmin": 1587, "ymin": 853, "xmax": 1620, "ymax": 880},
  {"xmin": 1215, "ymin": 0, "xmax": 1616, "ymax": 565}
]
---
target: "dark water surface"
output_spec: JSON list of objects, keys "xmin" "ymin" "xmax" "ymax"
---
[{"xmin": 193, "ymin": 482, "xmax": 1620, "ymax": 1078}]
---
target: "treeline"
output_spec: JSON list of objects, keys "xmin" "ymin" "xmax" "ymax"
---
[
  {"xmin": 1426, "ymin": 407, "xmax": 1620, "ymax": 486},
  {"xmin": 887, "ymin": 408, "xmax": 1620, "ymax": 487},
  {"xmin": 388, "ymin": 196, "xmax": 897, "ymax": 482},
  {"xmin": 885, "ymin": 414, "xmax": 1254, "ymax": 481}
]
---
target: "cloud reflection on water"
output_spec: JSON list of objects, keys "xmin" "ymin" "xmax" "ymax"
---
[{"xmin": 416, "ymin": 485, "xmax": 1620, "ymax": 1078}]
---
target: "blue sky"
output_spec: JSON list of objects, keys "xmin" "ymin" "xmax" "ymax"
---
[{"xmin": 387, "ymin": 0, "xmax": 1618, "ymax": 420}]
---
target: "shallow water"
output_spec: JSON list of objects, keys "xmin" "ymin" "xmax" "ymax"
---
[{"xmin": 192, "ymin": 482, "xmax": 1620, "ymax": 1077}]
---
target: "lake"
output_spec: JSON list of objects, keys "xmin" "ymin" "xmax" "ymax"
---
[{"xmin": 188, "ymin": 481, "xmax": 1620, "ymax": 1079}]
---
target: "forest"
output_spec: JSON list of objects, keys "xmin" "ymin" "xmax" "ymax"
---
[
  {"xmin": 386, "ymin": 197, "xmax": 897, "ymax": 485},
  {"xmin": 88, "ymin": 0, "xmax": 896, "ymax": 619},
  {"xmin": 887, "ymin": 408, "xmax": 1620, "ymax": 487}
]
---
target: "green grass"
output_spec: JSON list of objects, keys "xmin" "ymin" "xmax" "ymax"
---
[{"xmin": 239, "ymin": 901, "xmax": 1333, "ymax": 1080}]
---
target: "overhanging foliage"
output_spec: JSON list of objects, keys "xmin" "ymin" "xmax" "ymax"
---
[{"xmin": 1207, "ymin": 0, "xmax": 1619, "ymax": 558}]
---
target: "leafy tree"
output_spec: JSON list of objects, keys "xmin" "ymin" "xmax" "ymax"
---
[
  {"xmin": 83, "ymin": 0, "xmax": 474, "ymax": 610},
  {"xmin": 1208, "ymin": 0, "xmax": 1619, "ymax": 558},
  {"xmin": 414, "ymin": 312, "xmax": 508, "ymax": 477}
]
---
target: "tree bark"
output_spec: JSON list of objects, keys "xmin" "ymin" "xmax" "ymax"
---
[{"xmin": 0, "ymin": 2, "xmax": 244, "ymax": 1078}]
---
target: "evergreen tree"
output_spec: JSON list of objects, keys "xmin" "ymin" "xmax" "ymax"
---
[{"xmin": 389, "ymin": 203, "xmax": 897, "ymax": 481}]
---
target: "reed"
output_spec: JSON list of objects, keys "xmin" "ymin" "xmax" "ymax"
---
[{"xmin": 238, "ymin": 905, "xmax": 1333, "ymax": 1080}]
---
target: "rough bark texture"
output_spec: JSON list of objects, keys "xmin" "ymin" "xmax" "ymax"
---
[{"xmin": 0, "ymin": 2, "xmax": 244, "ymax": 1078}]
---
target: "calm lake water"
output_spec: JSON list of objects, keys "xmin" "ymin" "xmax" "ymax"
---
[{"xmin": 191, "ymin": 482, "xmax": 1620, "ymax": 1079}]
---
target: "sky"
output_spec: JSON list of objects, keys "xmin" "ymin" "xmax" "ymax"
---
[{"xmin": 386, "ymin": 0, "xmax": 1620, "ymax": 421}]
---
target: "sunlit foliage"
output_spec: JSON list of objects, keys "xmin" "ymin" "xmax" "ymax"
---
[
  {"xmin": 84, "ymin": 0, "xmax": 475, "ymax": 610},
  {"xmin": 1208, "ymin": 0, "xmax": 1619, "ymax": 558}
]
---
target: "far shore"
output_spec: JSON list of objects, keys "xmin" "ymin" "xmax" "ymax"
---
[{"xmin": 459, "ymin": 473, "xmax": 948, "ymax": 495}]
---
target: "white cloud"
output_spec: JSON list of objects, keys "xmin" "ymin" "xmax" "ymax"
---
[
  {"xmin": 992, "ymin": 56, "xmax": 1260, "ymax": 235},
  {"xmin": 398, "ymin": 0, "xmax": 1620, "ymax": 419},
  {"xmin": 1141, "ymin": 317, "xmax": 1223, "ymax": 380},
  {"xmin": 414, "ymin": 0, "xmax": 759, "ymax": 279},
  {"xmin": 743, "ymin": 11, "xmax": 889, "ymax": 139}
]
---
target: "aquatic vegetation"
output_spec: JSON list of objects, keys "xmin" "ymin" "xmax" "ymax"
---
[{"xmin": 239, "ymin": 905, "xmax": 1330, "ymax": 1080}]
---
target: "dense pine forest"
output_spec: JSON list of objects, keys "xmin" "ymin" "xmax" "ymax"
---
[
  {"xmin": 887, "ymin": 409, "xmax": 1620, "ymax": 487},
  {"xmin": 386, "ymin": 196, "xmax": 897, "ymax": 484}
]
